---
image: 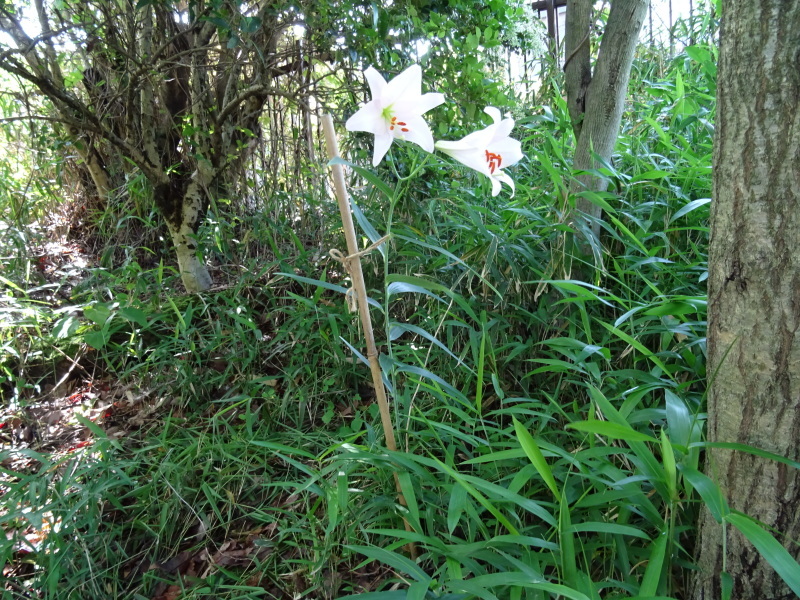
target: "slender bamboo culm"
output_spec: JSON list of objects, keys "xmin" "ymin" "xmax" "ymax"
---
[{"xmin": 320, "ymin": 115, "xmax": 417, "ymax": 557}]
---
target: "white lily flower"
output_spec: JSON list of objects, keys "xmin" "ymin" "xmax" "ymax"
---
[
  {"xmin": 345, "ymin": 64, "xmax": 445, "ymax": 166},
  {"xmin": 435, "ymin": 107, "xmax": 524, "ymax": 196}
]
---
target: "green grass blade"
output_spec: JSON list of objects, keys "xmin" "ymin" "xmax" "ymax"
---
[
  {"xmin": 434, "ymin": 459, "xmax": 520, "ymax": 535},
  {"xmin": 346, "ymin": 544, "xmax": 431, "ymax": 584},
  {"xmin": 566, "ymin": 420, "xmax": 657, "ymax": 443},
  {"xmin": 567, "ymin": 522, "xmax": 649, "ymax": 539},
  {"xmin": 598, "ymin": 321, "xmax": 673, "ymax": 378},
  {"xmin": 639, "ymin": 529, "xmax": 669, "ymax": 596},
  {"xmin": 678, "ymin": 465, "xmax": 729, "ymax": 523},
  {"xmin": 559, "ymin": 491, "xmax": 578, "ymax": 590},
  {"xmin": 689, "ymin": 441, "xmax": 800, "ymax": 470},
  {"xmin": 725, "ymin": 512, "xmax": 800, "ymax": 596},
  {"xmin": 396, "ymin": 471, "xmax": 421, "ymax": 532},
  {"xmin": 513, "ymin": 417, "xmax": 561, "ymax": 502}
]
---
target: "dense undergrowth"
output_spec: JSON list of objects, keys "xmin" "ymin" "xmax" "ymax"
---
[{"xmin": 0, "ymin": 29, "xmax": 724, "ymax": 600}]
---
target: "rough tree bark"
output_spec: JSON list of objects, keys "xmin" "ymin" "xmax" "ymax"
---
[
  {"xmin": 564, "ymin": 0, "xmax": 649, "ymax": 252},
  {"xmin": 691, "ymin": 1, "xmax": 800, "ymax": 598}
]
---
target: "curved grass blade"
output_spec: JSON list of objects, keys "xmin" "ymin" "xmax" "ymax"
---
[
  {"xmin": 725, "ymin": 512, "xmax": 800, "ymax": 596},
  {"xmin": 513, "ymin": 417, "xmax": 561, "ymax": 502},
  {"xmin": 346, "ymin": 544, "xmax": 431, "ymax": 584},
  {"xmin": 639, "ymin": 529, "xmax": 669, "ymax": 596}
]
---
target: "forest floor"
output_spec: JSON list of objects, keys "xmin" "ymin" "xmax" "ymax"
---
[{"xmin": 1, "ymin": 237, "xmax": 395, "ymax": 599}]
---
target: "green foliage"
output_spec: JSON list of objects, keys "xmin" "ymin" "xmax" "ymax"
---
[{"xmin": 3, "ymin": 3, "xmax": 798, "ymax": 599}]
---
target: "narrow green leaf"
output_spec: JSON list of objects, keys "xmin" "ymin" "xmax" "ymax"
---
[
  {"xmin": 448, "ymin": 579, "xmax": 498, "ymax": 600},
  {"xmin": 608, "ymin": 215, "xmax": 649, "ymax": 254},
  {"xmin": 689, "ymin": 441, "xmax": 800, "ymax": 471},
  {"xmin": 598, "ymin": 321, "xmax": 673, "ymax": 377},
  {"xmin": 721, "ymin": 572, "xmax": 733, "ymax": 600},
  {"xmin": 336, "ymin": 469, "xmax": 348, "ymax": 520},
  {"xmin": 328, "ymin": 158, "xmax": 394, "ymax": 200},
  {"xmin": 390, "ymin": 322, "xmax": 472, "ymax": 370},
  {"xmin": 513, "ymin": 418, "xmax": 561, "ymax": 502},
  {"xmin": 434, "ymin": 459, "xmax": 519, "ymax": 535},
  {"xmin": 457, "ymin": 472, "xmax": 556, "ymax": 526},
  {"xmin": 630, "ymin": 169, "xmax": 672, "ymax": 182},
  {"xmin": 670, "ymin": 198, "xmax": 711, "ymax": 223},
  {"xmin": 393, "ymin": 234, "xmax": 500, "ymax": 309},
  {"xmin": 528, "ymin": 280, "xmax": 617, "ymax": 307},
  {"xmin": 639, "ymin": 530, "xmax": 669, "ymax": 596},
  {"xmin": 350, "ymin": 198, "xmax": 383, "ymax": 246},
  {"xmin": 249, "ymin": 441, "xmax": 317, "ymax": 460},
  {"xmin": 567, "ymin": 522, "xmax": 649, "ymax": 539},
  {"xmin": 588, "ymin": 386, "xmax": 670, "ymax": 503},
  {"xmin": 326, "ymin": 485, "xmax": 340, "ymax": 535},
  {"xmin": 476, "ymin": 311, "xmax": 487, "ymax": 414},
  {"xmin": 559, "ymin": 491, "xmax": 578, "ymax": 589},
  {"xmin": 462, "ymin": 449, "xmax": 527, "ymax": 464},
  {"xmin": 396, "ymin": 471, "xmax": 421, "ymax": 532},
  {"xmin": 277, "ymin": 272, "xmax": 382, "ymax": 310},
  {"xmin": 74, "ymin": 414, "xmax": 122, "ymax": 450},
  {"xmin": 660, "ymin": 429, "xmax": 677, "ymax": 501},
  {"xmin": 665, "ymin": 390, "xmax": 693, "ymax": 449},
  {"xmin": 452, "ymin": 575, "xmax": 591, "ymax": 600},
  {"xmin": 365, "ymin": 528, "xmax": 446, "ymax": 551},
  {"xmin": 643, "ymin": 300, "xmax": 704, "ymax": 317},
  {"xmin": 346, "ymin": 544, "xmax": 431, "ymax": 584},
  {"xmin": 567, "ymin": 420, "xmax": 657, "ymax": 443},
  {"xmin": 407, "ymin": 580, "xmax": 429, "ymax": 600},
  {"xmin": 339, "ymin": 337, "xmax": 369, "ymax": 368},
  {"xmin": 726, "ymin": 512, "xmax": 800, "ymax": 596},
  {"xmin": 679, "ymin": 465, "xmax": 729, "ymax": 523},
  {"xmin": 447, "ymin": 483, "xmax": 467, "ymax": 534},
  {"xmin": 386, "ymin": 274, "xmax": 448, "ymax": 301},
  {"xmin": 0, "ymin": 274, "xmax": 25, "ymax": 293}
]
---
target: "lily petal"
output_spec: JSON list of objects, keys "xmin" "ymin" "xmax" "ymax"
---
[
  {"xmin": 345, "ymin": 101, "xmax": 383, "ymax": 134},
  {"xmin": 345, "ymin": 64, "xmax": 444, "ymax": 164},
  {"xmin": 364, "ymin": 66, "xmax": 388, "ymax": 98},
  {"xmin": 488, "ymin": 137, "xmax": 523, "ymax": 169},
  {"xmin": 435, "ymin": 106, "xmax": 523, "ymax": 196},
  {"xmin": 483, "ymin": 106, "xmax": 502, "ymax": 123},
  {"xmin": 491, "ymin": 170, "xmax": 516, "ymax": 197},
  {"xmin": 387, "ymin": 64, "xmax": 423, "ymax": 103},
  {"xmin": 435, "ymin": 142, "xmax": 491, "ymax": 176},
  {"xmin": 372, "ymin": 131, "xmax": 394, "ymax": 167},
  {"xmin": 411, "ymin": 92, "xmax": 446, "ymax": 115},
  {"xmin": 396, "ymin": 112, "xmax": 436, "ymax": 153}
]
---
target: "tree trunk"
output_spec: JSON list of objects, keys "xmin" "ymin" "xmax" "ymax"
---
[
  {"xmin": 169, "ymin": 220, "xmax": 212, "ymax": 293},
  {"xmin": 76, "ymin": 143, "xmax": 112, "ymax": 199},
  {"xmin": 153, "ymin": 173, "xmax": 213, "ymax": 293},
  {"xmin": 692, "ymin": 1, "xmax": 800, "ymax": 598},
  {"xmin": 564, "ymin": 0, "xmax": 649, "ymax": 252}
]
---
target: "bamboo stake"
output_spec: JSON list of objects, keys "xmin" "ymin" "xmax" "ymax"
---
[{"xmin": 321, "ymin": 114, "xmax": 417, "ymax": 557}]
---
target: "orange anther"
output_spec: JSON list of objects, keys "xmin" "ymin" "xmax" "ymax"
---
[
  {"xmin": 485, "ymin": 150, "xmax": 503, "ymax": 174},
  {"xmin": 390, "ymin": 116, "xmax": 410, "ymax": 133}
]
